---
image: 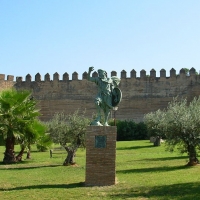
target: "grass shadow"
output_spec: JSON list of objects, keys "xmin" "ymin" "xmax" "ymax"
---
[
  {"xmin": 117, "ymin": 145, "xmax": 154, "ymax": 150},
  {"xmin": 0, "ymin": 164, "xmax": 61, "ymax": 170},
  {"xmin": 143, "ymin": 155, "xmax": 189, "ymax": 161},
  {"xmin": 131, "ymin": 155, "xmax": 189, "ymax": 162},
  {"xmin": 117, "ymin": 165, "xmax": 188, "ymax": 174},
  {"xmin": 0, "ymin": 182, "xmax": 84, "ymax": 191},
  {"xmin": 51, "ymin": 152, "xmax": 66, "ymax": 155},
  {"xmin": 109, "ymin": 182, "xmax": 200, "ymax": 200},
  {"xmin": 0, "ymin": 160, "xmax": 33, "ymax": 165}
]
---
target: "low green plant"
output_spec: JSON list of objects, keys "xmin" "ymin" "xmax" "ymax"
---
[{"xmin": 36, "ymin": 133, "xmax": 53, "ymax": 152}]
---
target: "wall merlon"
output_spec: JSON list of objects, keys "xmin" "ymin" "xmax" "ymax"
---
[
  {"xmin": 53, "ymin": 72, "xmax": 59, "ymax": 81},
  {"xmin": 16, "ymin": 76, "xmax": 23, "ymax": 82},
  {"xmin": 131, "ymin": 69, "xmax": 136, "ymax": 78},
  {"xmin": 83, "ymin": 71, "xmax": 87, "ymax": 79},
  {"xmin": 92, "ymin": 71, "xmax": 98, "ymax": 77},
  {"xmin": 140, "ymin": 69, "xmax": 146, "ymax": 78},
  {"xmin": 72, "ymin": 71, "xmax": 78, "ymax": 80},
  {"xmin": 35, "ymin": 73, "xmax": 41, "ymax": 82},
  {"xmin": 7, "ymin": 75, "xmax": 14, "ymax": 81},
  {"xmin": 121, "ymin": 70, "xmax": 127, "ymax": 78},
  {"xmin": 45, "ymin": 73, "xmax": 50, "ymax": 81},
  {"xmin": 180, "ymin": 68, "xmax": 186, "ymax": 74},
  {"xmin": 189, "ymin": 67, "xmax": 196, "ymax": 75},
  {"xmin": 0, "ymin": 74, "xmax": 5, "ymax": 80},
  {"xmin": 160, "ymin": 69, "xmax": 166, "ymax": 78},
  {"xmin": 179, "ymin": 68, "xmax": 187, "ymax": 79},
  {"xmin": 111, "ymin": 71, "xmax": 117, "ymax": 77},
  {"xmin": 26, "ymin": 74, "xmax": 31, "ymax": 82},
  {"xmin": 150, "ymin": 69, "xmax": 156, "ymax": 78},
  {"xmin": 170, "ymin": 68, "xmax": 176, "ymax": 77},
  {"xmin": 63, "ymin": 72, "xmax": 69, "ymax": 81}
]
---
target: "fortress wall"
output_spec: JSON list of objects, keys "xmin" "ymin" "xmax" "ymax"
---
[{"xmin": 1, "ymin": 68, "xmax": 200, "ymax": 122}]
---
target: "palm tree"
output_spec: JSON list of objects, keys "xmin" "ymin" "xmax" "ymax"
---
[
  {"xmin": 0, "ymin": 89, "xmax": 43, "ymax": 164},
  {"xmin": 15, "ymin": 120, "xmax": 48, "ymax": 161}
]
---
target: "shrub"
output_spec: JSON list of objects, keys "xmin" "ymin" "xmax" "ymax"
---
[{"xmin": 113, "ymin": 120, "xmax": 148, "ymax": 141}]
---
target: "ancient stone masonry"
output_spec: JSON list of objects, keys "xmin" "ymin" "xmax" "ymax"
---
[
  {"xmin": 1, "ymin": 68, "xmax": 200, "ymax": 122},
  {"xmin": 0, "ymin": 74, "xmax": 15, "ymax": 92}
]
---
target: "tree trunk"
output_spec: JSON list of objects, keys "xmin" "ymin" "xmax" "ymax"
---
[
  {"xmin": 26, "ymin": 144, "xmax": 31, "ymax": 159},
  {"xmin": 154, "ymin": 136, "xmax": 161, "ymax": 146},
  {"xmin": 63, "ymin": 147, "xmax": 76, "ymax": 166},
  {"xmin": 16, "ymin": 145, "xmax": 25, "ymax": 162},
  {"xmin": 26, "ymin": 149, "xmax": 31, "ymax": 159},
  {"xmin": 3, "ymin": 136, "xmax": 16, "ymax": 164},
  {"xmin": 187, "ymin": 145, "xmax": 199, "ymax": 166}
]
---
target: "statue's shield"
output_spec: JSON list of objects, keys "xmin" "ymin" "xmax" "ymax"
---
[{"xmin": 112, "ymin": 88, "xmax": 122, "ymax": 107}]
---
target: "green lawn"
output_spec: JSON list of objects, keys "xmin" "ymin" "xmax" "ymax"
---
[{"xmin": 0, "ymin": 141, "xmax": 200, "ymax": 200}]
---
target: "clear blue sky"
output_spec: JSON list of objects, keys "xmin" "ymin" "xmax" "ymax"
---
[{"xmin": 1, "ymin": 0, "xmax": 200, "ymax": 80}]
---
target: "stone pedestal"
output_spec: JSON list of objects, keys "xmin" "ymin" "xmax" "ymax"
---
[{"xmin": 85, "ymin": 126, "xmax": 117, "ymax": 186}]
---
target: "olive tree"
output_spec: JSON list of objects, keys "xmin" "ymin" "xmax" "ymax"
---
[
  {"xmin": 47, "ymin": 111, "xmax": 90, "ymax": 166},
  {"xmin": 144, "ymin": 97, "xmax": 200, "ymax": 166},
  {"xmin": 144, "ymin": 109, "xmax": 166, "ymax": 146}
]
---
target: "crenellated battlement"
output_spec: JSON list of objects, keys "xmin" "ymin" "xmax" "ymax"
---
[
  {"xmin": 2, "ymin": 67, "xmax": 196, "ymax": 83},
  {"xmin": 0, "ymin": 74, "xmax": 14, "ymax": 81}
]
